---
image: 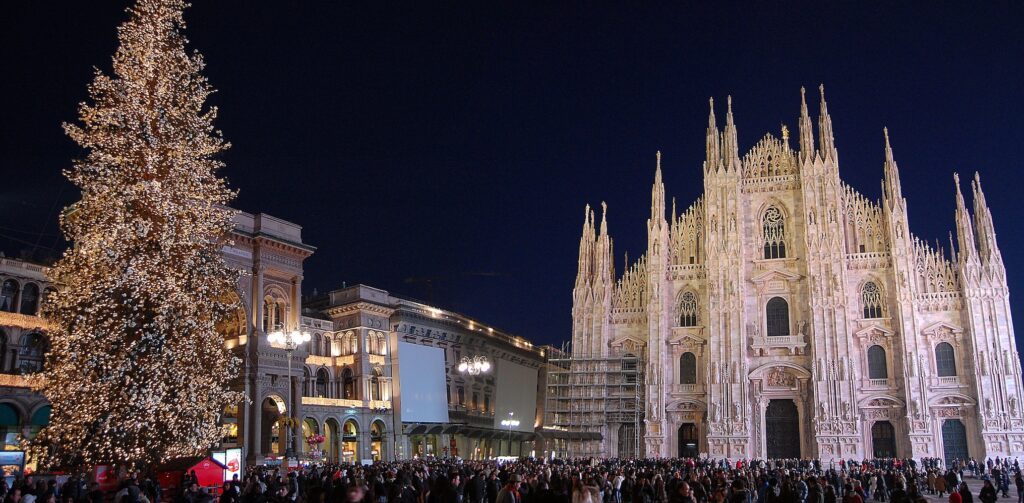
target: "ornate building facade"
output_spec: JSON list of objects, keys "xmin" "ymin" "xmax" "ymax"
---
[
  {"xmin": 566, "ymin": 87, "xmax": 1023, "ymax": 461},
  {"xmin": 1, "ymin": 211, "xmax": 551, "ymax": 467}
]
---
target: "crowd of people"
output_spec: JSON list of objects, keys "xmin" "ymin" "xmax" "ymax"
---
[{"xmin": 1, "ymin": 457, "xmax": 1022, "ymax": 503}]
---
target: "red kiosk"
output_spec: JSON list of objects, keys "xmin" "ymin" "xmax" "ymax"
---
[{"xmin": 157, "ymin": 456, "xmax": 227, "ymax": 496}]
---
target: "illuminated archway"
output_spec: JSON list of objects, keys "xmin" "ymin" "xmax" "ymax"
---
[
  {"xmin": 260, "ymin": 395, "xmax": 286, "ymax": 455},
  {"xmin": 341, "ymin": 418, "xmax": 360, "ymax": 462},
  {"xmin": 370, "ymin": 419, "xmax": 387, "ymax": 461}
]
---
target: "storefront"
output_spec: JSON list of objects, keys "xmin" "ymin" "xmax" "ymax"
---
[{"xmin": 341, "ymin": 419, "xmax": 359, "ymax": 462}]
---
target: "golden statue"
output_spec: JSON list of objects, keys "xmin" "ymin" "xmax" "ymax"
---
[{"xmin": 781, "ymin": 124, "xmax": 790, "ymax": 141}]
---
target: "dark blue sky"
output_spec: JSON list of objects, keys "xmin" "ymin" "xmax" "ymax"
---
[{"xmin": 2, "ymin": 2, "xmax": 1022, "ymax": 348}]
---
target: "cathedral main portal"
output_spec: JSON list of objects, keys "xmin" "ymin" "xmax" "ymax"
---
[{"xmin": 765, "ymin": 400, "xmax": 800, "ymax": 459}]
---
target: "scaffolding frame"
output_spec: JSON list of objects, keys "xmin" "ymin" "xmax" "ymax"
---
[{"xmin": 543, "ymin": 343, "xmax": 646, "ymax": 458}]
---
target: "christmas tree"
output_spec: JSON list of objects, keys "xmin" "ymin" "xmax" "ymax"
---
[{"xmin": 31, "ymin": 0, "xmax": 245, "ymax": 468}]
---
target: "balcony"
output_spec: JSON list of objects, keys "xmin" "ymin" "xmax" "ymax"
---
[
  {"xmin": 0, "ymin": 374, "xmax": 33, "ymax": 388},
  {"xmin": 301, "ymin": 397, "xmax": 392, "ymax": 409},
  {"xmin": 931, "ymin": 376, "xmax": 964, "ymax": 388},
  {"xmin": 863, "ymin": 378, "xmax": 892, "ymax": 389},
  {"xmin": 368, "ymin": 354, "xmax": 386, "ymax": 366},
  {"xmin": 672, "ymin": 384, "xmax": 705, "ymax": 394},
  {"xmin": 304, "ymin": 354, "xmax": 356, "ymax": 367},
  {"xmin": 750, "ymin": 335, "xmax": 807, "ymax": 356}
]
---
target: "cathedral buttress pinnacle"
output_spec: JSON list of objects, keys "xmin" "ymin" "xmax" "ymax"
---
[
  {"xmin": 723, "ymin": 96, "xmax": 740, "ymax": 170},
  {"xmin": 706, "ymin": 97, "xmax": 721, "ymax": 172},
  {"xmin": 818, "ymin": 84, "xmax": 837, "ymax": 162},
  {"xmin": 954, "ymin": 173, "xmax": 979, "ymax": 266},
  {"xmin": 971, "ymin": 173, "xmax": 1003, "ymax": 269},
  {"xmin": 799, "ymin": 86, "xmax": 815, "ymax": 163}
]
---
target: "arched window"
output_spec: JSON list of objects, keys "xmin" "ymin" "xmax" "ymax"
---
[
  {"xmin": 316, "ymin": 368, "xmax": 329, "ymax": 398},
  {"xmin": 371, "ymin": 375, "xmax": 382, "ymax": 401},
  {"xmin": 342, "ymin": 367, "xmax": 355, "ymax": 399},
  {"xmin": 935, "ymin": 342, "xmax": 957, "ymax": 377},
  {"xmin": 765, "ymin": 297, "xmax": 789, "ymax": 337},
  {"xmin": 274, "ymin": 302, "xmax": 284, "ymax": 328},
  {"xmin": 680, "ymin": 352, "xmax": 697, "ymax": 385},
  {"xmin": 0, "ymin": 404, "xmax": 19, "ymax": 450},
  {"xmin": 19, "ymin": 284, "xmax": 38, "ymax": 315},
  {"xmin": 678, "ymin": 292, "xmax": 698, "ymax": 327},
  {"xmin": 18, "ymin": 333, "xmax": 46, "ymax": 374},
  {"xmin": 762, "ymin": 206, "xmax": 787, "ymax": 259},
  {"xmin": 867, "ymin": 345, "xmax": 888, "ymax": 379},
  {"xmin": 862, "ymin": 282, "xmax": 884, "ymax": 319},
  {"xmin": 313, "ymin": 334, "xmax": 323, "ymax": 356},
  {"xmin": 262, "ymin": 299, "xmax": 272, "ymax": 332},
  {"xmin": 0, "ymin": 280, "xmax": 18, "ymax": 313}
]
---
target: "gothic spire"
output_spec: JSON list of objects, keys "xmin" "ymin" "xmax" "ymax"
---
[
  {"xmin": 817, "ymin": 84, "xmax": 836, "ymax": 160},
  {"xmin": 722, "ymin": 95, "xmax": 740, "ymax": 168},
  {"xmin": 798, "ymin": 86, "xmax": 814, "ymax": 161},
  {"xmin": 651, "ymin": 151, "xmax": 666, "ymax": 222},
  {"xmin": 575, "ymin": 204, "xmax": 595, "ymax": 289},
  {"xmin": 599, "ymin": 200, "xmax": 608, "ymax": 236},
  {"xmin": 953, "ymin": 173, "xmax": 978, "ymax": 264},
  {"xmin": 882, "ymin": 127, "xmax": 903, "ymax": 204},
  {"xmin": 971, "ymin": 172, "xmax": 1002, "ymax": 266},
  {"xmin": 705, "ymin": 97, "xmax": 721, "ymax": 170}
]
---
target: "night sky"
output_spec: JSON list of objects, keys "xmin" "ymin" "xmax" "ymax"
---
[{"xmin": 2, "ymin": 2, "xmax": 1022, "ymax": 348}]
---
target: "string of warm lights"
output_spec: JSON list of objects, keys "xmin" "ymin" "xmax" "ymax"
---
[{"xmin": 29, "ymin": 0, "xmax": 246, "ymax": 469}]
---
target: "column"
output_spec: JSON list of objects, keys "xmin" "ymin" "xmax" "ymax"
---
[
  {"xmin": 248, "ymin": 377, "xmax": 263, "ymax": 461},
  {"xmin": 290, "ymin": 276, "xmax": 302, "ymax": 330},
  {"xmin": 291, "ymin": 368, "xmax": 302, "ymax": 455}
]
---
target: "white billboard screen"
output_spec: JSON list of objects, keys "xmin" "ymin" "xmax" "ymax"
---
[
  {"xmin": 397, "ymin": 341, "xmax": 450, "ymax": 423},
  {"xmin": 493, "ymin": 359, "xmax": 537, "ymax": 432}
]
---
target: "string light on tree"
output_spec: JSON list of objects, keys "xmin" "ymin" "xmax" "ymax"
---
[{"xmin": 29, "ymin": 0, "xmax": 246, "ymax": 468}]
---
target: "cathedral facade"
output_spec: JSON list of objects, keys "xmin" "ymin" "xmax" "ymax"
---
[{"xmin": 569, "ymin": 87, "xmax": 1024, "ymax": 461}]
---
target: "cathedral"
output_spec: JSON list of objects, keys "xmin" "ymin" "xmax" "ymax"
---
[{"xmin": 567, "ymin": 86, "xmax": 1024, "ymax": 461}]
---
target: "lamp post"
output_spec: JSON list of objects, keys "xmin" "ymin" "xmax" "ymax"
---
[
  {"xmin": 267, "ymin": 325, "xmax": 311, "ymax": 462},
  {"xmin": 457, "ymin": 355, "xmax": 491, "ymax": 376},
  {"xmin": 500, "ymin": 412, "xmax": 519, "ymax": 457}
]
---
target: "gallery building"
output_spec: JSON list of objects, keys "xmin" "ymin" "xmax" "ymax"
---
[{"xmin": 0, "ymin": 210, "xmax": 550, "ymax": 466}]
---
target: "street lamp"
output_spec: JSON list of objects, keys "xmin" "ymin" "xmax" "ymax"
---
[
  {"xmin": 500, "ymin": 411, "xmax": 520, "ymax": 457},
  {"xmin": 267, "ymin": 325, "xmax": 311, "ymax": 461},
  {"xmin": 457, "ymin": 355, "xmax": 491, "ymax": 375}
]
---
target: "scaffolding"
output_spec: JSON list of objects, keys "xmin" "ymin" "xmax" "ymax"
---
[{"xmin": 543, "ymin": 343, "xmax": 646, "ymax": 458}]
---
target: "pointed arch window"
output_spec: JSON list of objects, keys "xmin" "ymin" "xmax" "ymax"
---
[
  {"xmin": 678, "ymin": 292, "xmax": 698, "ymax": 327},
  {"xmin": 765, "ymin": 297, "xmax": 789, "ymax": 337},
  {"xmin": 680, "ymin": 352, "xmax": 697, "ymax": 384},
  {"xmin": 762, "ymin": 206, "xmax": 787, "ymax": 259},
  {"xmin": 862, "ymin": 282, "xmax": 884, "ymax": 319},
  {"xmin": 867, "ymin": 345, "xmax": 888, "ymax": 379},
  {"xmin": 935, "ymin": 342, "xmax": 957, "ymax": 377}
]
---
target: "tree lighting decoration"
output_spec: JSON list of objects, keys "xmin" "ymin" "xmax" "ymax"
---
[
  {"xmin": 30, "ymin": 0, "xmax": 245, "ymax": 468},
  {"xmin": 457, "ymin": 355, "xmax": 491, "ymax": 375}
]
